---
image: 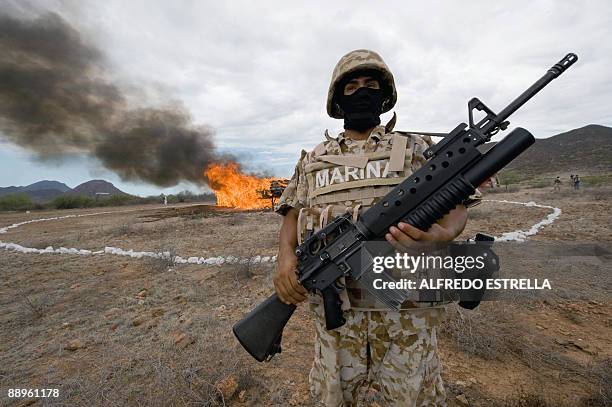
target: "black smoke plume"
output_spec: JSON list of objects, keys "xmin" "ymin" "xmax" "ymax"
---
[{"xmin": 0, "ymin": 11, "xmax": 231, "ymax": 187}]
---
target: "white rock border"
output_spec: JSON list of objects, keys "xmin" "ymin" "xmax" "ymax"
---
[
  {"xmin": 483, "ymin": 199, "xmax": 561, "ymax": 242},
  {"xmin": 0, "ymin": 208, "xmax": 276, "ymax": 265},
  {"xmin": 0, "ymin": 200, "xmax": 559, "ymax": 262}
]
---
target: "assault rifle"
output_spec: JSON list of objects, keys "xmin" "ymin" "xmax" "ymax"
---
[{"xmin": 233, "ymin": 53, "xmax": 578, "ymax": 362}]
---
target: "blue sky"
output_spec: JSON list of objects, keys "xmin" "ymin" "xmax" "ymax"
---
[{"xmin": 1, "ymin": 0, "xmax": 611, "ymax": 196}]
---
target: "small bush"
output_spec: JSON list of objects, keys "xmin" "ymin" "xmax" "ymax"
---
[
  {"xmin": 498, "ymin": 170, "xmax": 524, "ymax": 185},
  {"xmin": 527, "ymin": 179, "xmax": 552, "ymax": 189},
  {"xmin": 21, "ymin": 294, "xmax": 46, "ymax": 319},
  {"xmin": 581, "ymin": 359, "xmax": 612, "ymax": 407},
  {"xmin": 483, "ymin": 185, "xmax": 520, "ymax": 194},
  {"xmin": 166, "ymin": 194, "xmax": 180, "ymax": 204},
  {"xmin": 0, "ymin": 193, "xmax": 34, "ymax": 211},
  {"xmin": 146, "ymin": 245, "xmax": 177, "ymax": 273},
  {"xmin": 441, "ymin": 304, "xmax": 512, "ymax": 360},
  {"xmin": 98, "ymin": 194, "xmax": 134, "ymax": 207},
  {"xmin": 502, "ymin": 389, "xmax": 556, "ymax": 407},
  {"xmin": 51, "ymin": 194, "xmax": 96, "ymax": 209},
  {"xmin": 581, "ymin": 174, "xmax": 612, "ymax": 187},
  {"xmin": 590, "ymin": 187, "xmax": 612, "ymax": 201},
  {"xmin": 139, "ymin": 195, "xmax": 163, "ymax": 204}
]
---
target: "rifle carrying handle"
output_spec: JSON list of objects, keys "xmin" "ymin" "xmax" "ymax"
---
[
  {"xmin": 232, "ymin": 293, "xmax": 296, "ymax": 362},
  {"xmin": 321, "ymin": 285, "xmax": 346, "ymax": 330}
]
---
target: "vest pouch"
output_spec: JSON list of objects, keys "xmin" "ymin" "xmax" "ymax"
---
[{"xmin": 296, "ymin": 207, "xmax": 321, "ymax": 245}]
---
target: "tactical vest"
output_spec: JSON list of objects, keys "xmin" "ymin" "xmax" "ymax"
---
[{"xmin": 297, "ymin": 125, "xmax": 448, "ymax": 311}]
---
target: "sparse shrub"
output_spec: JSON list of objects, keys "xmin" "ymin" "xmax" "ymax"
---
[
  {"xmin": 270, "ymin": 388, "xmax": 291, "ymax": 406},
  {"xmin": 112, "ymin": 222, "xmax": 139, "ymax": 237},
  {"xmin": 139, "ymin": 195, "xmax": 163, "ymax": 204},
  {"xmin": 590, "ymin": 188, "xmax": 612, "ymax": 201},
  {"xmin": 175, "ymin": 190, "xmax": 215, "ymax": 203},
  {"xmin": 581, "ymin": 359, "xmax": 612, "ymax": 407},
  {"xmin": 176, "ymin": 190, "xmax": 192, "ymax": 203},
  {"xmin": 502, "ymin": 389, "xmax": 555, "ymax": 407},
  {"xmin": 484, "ymin": 185, "xmax": 520, "ymax": 194},
  {"xmin": 19, "ymin": 292, "xmax": 46, "ymax": 319},
  {"xmin": 527, "ymin": 179, "xmax": 552, "ymax": 189},
  {"xmin": 186, "ymin": 211, "xmax": 205, "ymax": 220},
  {"xmin": 229, "ymin": 213, "xmax": 247, "ymax": 226},
  {"xmin": 0, "ymin": 193, "xmax": 34, "ymax": 211},
  {"xmin": 51, "ymin": 194, "xmax": 96, "ymax": 209},
  {"xmin": 465, "ymin": 207, "xmax": 487, "ymax": 220},
  {"xmin": 146, "ymin": 246, "xmax": 177, "ymax": 272},
  {"xmin": 233, "ymin": 249, "xmax": 260, "ymax": 281},
  {"xmin": 99, "ymin": 194, "xmax": 134, "ymax": 206},
  {"xmin": 498, "ymin": 170, "xmax": 524, "ymax": 185},
  {"xmin": 582, "ymin": 174, "xmax": 612, "ymax": 187},
  {"xmin": 236, "ymin": 259, "xmax": 255, "ymax": 280},
  {"xmin": 166, "ymin": 194, "xmax": 180, "ymax": 204},
  {"xmin": 441, "ymin": 303, "xmax": 515, "ymax": 360}
]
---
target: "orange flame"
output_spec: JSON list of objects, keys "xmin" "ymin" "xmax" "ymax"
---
[{"xmin": 204, "ymin": 163, "xmax": 274, "ymax": 209}]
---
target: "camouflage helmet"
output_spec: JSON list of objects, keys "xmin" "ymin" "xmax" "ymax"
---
[{"xmin": 327, "ymin": 49, "xmax": 397, "ymax": 119}]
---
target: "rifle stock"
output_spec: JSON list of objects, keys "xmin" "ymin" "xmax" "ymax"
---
[{"xmin": 232, "ymin": 293, "xmax": 296, "ymax": 362}]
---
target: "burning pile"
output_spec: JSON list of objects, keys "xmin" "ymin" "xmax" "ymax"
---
[{"xmin": 205, "ymin": 163, "xmax": 276, "ymax": 209}]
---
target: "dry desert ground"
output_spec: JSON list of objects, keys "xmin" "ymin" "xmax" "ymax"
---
[{"xmin": 0, "ymin": 187, "xmax": 610, "ymax": 407}]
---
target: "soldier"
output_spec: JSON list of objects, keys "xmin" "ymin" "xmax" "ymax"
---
[
  {"xmin": 573, "ymin": 174, "xmax": 581, "ymax": 190},
  {"xmin": 554, "ymin": 176, "xmax": 561, "ymax": 191},
  {"xmin": 274, "ymin": 50, "xmax": 476, "ymax": 406}
]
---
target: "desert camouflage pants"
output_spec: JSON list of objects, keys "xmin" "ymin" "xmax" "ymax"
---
[{"xmin": 309, "ymin": 302, "xmax": 447, "ymax": 407}]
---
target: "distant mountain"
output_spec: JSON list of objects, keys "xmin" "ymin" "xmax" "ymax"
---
[
  {"xmin": 0, "ymin": 186, "xmax": 21, "ymax": 196},
  {"xmin": 21, "ymin": 180, "xmax": 71, "ymax": 193},
  {"xmin": 0, "ymin": 180, "xmax": 72, "ymax": 202},
  {"xmin": 502, "ymin": 124, "xmax": 612, "ymax": 177},
  {"xmin": 0, "ymin": 179, "xmax": 129, "ymax": 202},
  {"xmin": 71, "ymin": 180, "xmax": 128, "ymax": 197}
]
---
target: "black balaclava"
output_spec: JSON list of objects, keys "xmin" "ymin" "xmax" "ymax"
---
[{"xmin": 339, "ymin": 86, "xmax": 384, "ymax": 132}]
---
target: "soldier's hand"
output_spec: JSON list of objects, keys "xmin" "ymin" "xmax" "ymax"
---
[
  {"xmin": 385, "ymin": 205, "xmax": 468, "ymax": 251},
  {"xmin": 273, "ymin": 251, "xmax": 308, "ymax": 305}
]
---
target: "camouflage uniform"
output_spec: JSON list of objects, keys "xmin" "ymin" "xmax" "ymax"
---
[
  {"xmin": 309, "ymin": 303, "xmax": 446, "ymax": 406},
  {"xmin": 275, "ymin": 50, "xmax": 476, "ymax": 406},
  {"xmin": 276, "ymin": 121, "xmax": 448, "ymax": 406}
]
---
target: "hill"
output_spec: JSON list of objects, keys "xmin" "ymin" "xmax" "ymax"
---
[
  {"xmin": 71, "ymin": 180, "xmax": 129, "ymax": 197},
  {"xmin": 21, "ymin": 180, "xmax": 71, "ymax": 193},
  {"xmin": 0, "ymin": 180, "xmax": 72, "ymax": 202},
  {"xmin": 0, "ymin": 186, "xmax": 21, "ymax": 196},
  {"xmin": 504, "ymin": 124, "xmax": 612, "ymax": 176},
  {"xmin": 0, "ymin": 180, "xmax": 129, "ymax": 202}
]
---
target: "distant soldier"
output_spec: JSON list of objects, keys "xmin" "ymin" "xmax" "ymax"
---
[
  {"xmin": 573, "ymin": 174, "xmax": 581, "ymax": 190},
  {"xmin": 553, "ymin": 176, "xmax": 561, "ymax": 191},
  {"xmin": 492, "ymin": 174, "xmax": 500, "ymax": 188}
]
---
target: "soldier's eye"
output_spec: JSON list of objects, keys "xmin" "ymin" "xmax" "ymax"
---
[{"xmin": 345, "ymin": 84, "xmax": 357, "ymax": 94}]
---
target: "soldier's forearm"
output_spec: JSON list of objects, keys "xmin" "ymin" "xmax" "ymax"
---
[{"xmin": 278, "ymin": 208, "xmax": 299, "ymax": 260}]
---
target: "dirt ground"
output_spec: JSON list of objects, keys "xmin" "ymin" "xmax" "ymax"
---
[{"xmin": 0, "ymin": 187, "xmax": 610, "ymax": 407}]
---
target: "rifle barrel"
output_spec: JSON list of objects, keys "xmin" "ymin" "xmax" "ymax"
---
[{"xmin": 483, "ymin": 53, "xmax": 578, "ymax": 134}]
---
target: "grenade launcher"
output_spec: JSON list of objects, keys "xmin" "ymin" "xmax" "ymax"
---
[{"xmin": 233, "ymin": 53, "xmax": 578, "ymax": 362}]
